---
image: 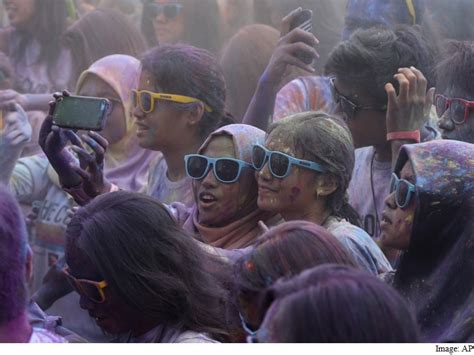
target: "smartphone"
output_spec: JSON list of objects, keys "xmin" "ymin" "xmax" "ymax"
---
[
  {"xmin": 289, "ymin": 9, "xmax": 313, "ymax": 65},
  {"xmin": 52, "ymin": 95, "xmax": 111, "ymax": 131},
  {"xmin": 0, "ymin": 110, "xmax": 3, "ymax": 130}
]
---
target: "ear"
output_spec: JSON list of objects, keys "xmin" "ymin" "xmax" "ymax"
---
[
  {"xmin": 185, "ymin": 103, "xmax": 205, "ymax": 127},
  {"xmin": 314, "ymin": 174, "xmax": 338, "ymax": 198},
  {"xmin": 25, "ymin": 245, "xmax": 33, "ymax": 283}
]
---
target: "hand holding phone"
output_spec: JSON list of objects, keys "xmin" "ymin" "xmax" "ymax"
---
[{"xmin": 52, "ymin": 94, "xmax": 111, "ymax": 131}]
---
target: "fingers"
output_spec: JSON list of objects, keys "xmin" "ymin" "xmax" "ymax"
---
[
  {"xmin": 64, "ymin": 130, "xmax": 84, "ymax": 148},
  {"xmin": 409, "ymin": 66, "xmax": 428, "ymax": 98},
  {"xmin": 385, "ymin": 83, "xmax": 398, "ymax": 109},
  {"xmin": 280, "ymin": 7, "xmax": 303, "ymax": 36},
  {"xmin": 81, "ymin": 133, "xmax": 106, "ymax": 166},
  {"xmin": 393, "ymin": 72, "xmax": 410, "ymax": 104},
  {"xmin": 280, "ymin": 27, "xmax": 319, "ymax": 48},
  {"xmin": 71, "ymin": 164, "xmax": 92, "ymax": 181},
  {"xmin": 397, "ymin": 68, "xmax": 417, "ymax": 100}
]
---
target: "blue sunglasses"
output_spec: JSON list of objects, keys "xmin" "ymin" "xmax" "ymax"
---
[
  {"xmin": 390, "ymin": 173, "xmax": 416, "ymax": 209},
  {"xmin": 184, "ymin": 154, "xmax": 252, "ymax": 184},
  {"xmin": 252, "ymin": 144, "xmax": 327, "ymax": 179}
]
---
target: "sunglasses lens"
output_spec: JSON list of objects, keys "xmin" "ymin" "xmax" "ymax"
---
[
  {"xmin": 435, "ymin": 95, "xmax": 447, "ymax": 118},
  {"xmin": 270, "ymin": 152, "xmax": 290, "ymax": 177},
  {"xmin": 451, "ymin": 99, "xmax": 466, "ymax": 124},
  {"xmin": 252, "ymin": 146, "xmax": 266, "ymax": 170},
  {"xmin": 80, "ymin": 282, "xmax": 104, "ymax": 303},
  {"xmin": 139, "ymin": 92, "xmax": 152, "ymax": 112},
  {"xmin": 390, "ymin": 174, "xmax": 397, "ymax": 194},
  {"xmin": 396, "ymin": 180, "xmax": 410, "ymax": 207},
  {"xmin": 163, "ymin": 4, "xmax": 181, "ymax": 19},
  {"xmin": 186, "ymin": 156, "xmax": 209, "ymax": 179},
  {"xmin": 215, "ymin": 159, "xmax": 240, "ymax": 182}
]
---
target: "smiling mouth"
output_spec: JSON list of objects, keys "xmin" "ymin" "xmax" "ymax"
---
[
  {"xmin": 381, "ymin": 213, "xmax": 392, "ymax": 225},
  {"xmin": 198, "ymin": 192, "xmax": 218, "ymax": 208}
]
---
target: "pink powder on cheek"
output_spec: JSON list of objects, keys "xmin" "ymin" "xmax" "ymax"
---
[{"xmin": 289, "ymin": 187, "xmax": 301, "ymax": 204}]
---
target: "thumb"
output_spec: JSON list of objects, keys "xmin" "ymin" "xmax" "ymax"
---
[
  {"xmin": 13, "ymin": 103, "xmax": 27, "ymax": 121},
  {"xmin": 424, "ymin": 87, "xmax": 435, "ymax": 116}
]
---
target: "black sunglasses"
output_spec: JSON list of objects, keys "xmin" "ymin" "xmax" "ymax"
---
[
  {"xmin": 329, "ymin": 77, "xmax": 387, "ymax": 121},
  {"xmin": 148, "ymin": 3, "xmax": 183, "ymax": 20}
]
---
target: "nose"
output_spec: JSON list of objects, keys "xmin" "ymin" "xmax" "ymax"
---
[
  {"xmin": 384, "ymin": 191, "xmax": 397, "ymax": 210},
  {"xmin": 257, "ymin": 161, "xmax": 272, "ymax": 182},
  {"xmin": 438, "ymin": 112, "xmax": 455, "ymax": 131},
  {"xmin": 79, "ymin": 294, "xmax": 95, "ymax": 311},
  {"xmin": 201, "ymin": 163, "xmax": 219, "ymax": 188},
  {"xmin": 155, "ymin": 9, "xmax": 168, "ymax": 23},
  {"xmin": 133, "ymin": 105, "xmax": 144, "ymax": 120}
]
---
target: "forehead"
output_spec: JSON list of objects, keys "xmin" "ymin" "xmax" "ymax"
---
[
  {"xmin": 138, "ymin": 70, "xmax": 156, "ymax": 90},
  {"xmin": 334, "ymin": 77, "xmax": 377, "ymax": 105},
  {"xmin": 201, "ymin": 135, "xmax": 235, "ymax": 158},
  {"xmin": 399, "ymin": 160, "xmax": 415, "ymax": 180},
  {"xmin": 265, "ymin": 130, "xmax": 296, "ymax": 155},
  {"xmin": 345, "ymin": 0, "xmax": 401, "ymax": 27}
]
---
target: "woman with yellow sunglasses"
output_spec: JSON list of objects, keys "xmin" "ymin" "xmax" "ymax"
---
[{"xmin": 64, "ymin": 191, "xmax": 232, "ymax": 342}]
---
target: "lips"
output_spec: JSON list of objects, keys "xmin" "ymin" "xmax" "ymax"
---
[
  {"xmin": 135, "ymin": 122, "xmax": 149, "ymax": 136},
  {"xmin": 258, "ymin": 184, "xmax": 278, "ymax": 194},
  {"xmin": 381, "ymin": 212, "xmax": 392, "ymax": 226},
  {"xmin": 198, "ymin": 191, "xmax": 218, "ymax": 209}
]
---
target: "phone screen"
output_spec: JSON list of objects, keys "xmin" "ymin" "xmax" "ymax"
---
[{"xmin": 53, "ymin": 95, "xmax": 110, "ymax": 131}]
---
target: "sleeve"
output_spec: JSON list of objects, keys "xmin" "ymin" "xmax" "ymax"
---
[{"xmin": 8, "ymin": 155, "xmax": 51, "ymax": 204}]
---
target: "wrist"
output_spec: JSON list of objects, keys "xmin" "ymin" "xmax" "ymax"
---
[{"xmin": 386, "ymin": 130, "xmax": 420, "ymax": 143}]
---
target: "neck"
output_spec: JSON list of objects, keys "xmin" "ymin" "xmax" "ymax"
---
[
  {"xmin": 162, "ymin": 139, "xmax": 202, "ymax": 182},
  {"xmin": 373, "ymin": 142, "xmax": 392, "ymax": 162},
  {"xmin": 282, "ymin": 201, "xmax": 331, "ymax": 226},
  {"xmin": 0, "ymin": 312, "xmax": 32, "ymax": 343}
]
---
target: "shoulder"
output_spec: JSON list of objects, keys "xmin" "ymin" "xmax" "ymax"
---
[
  {"xmin": 173, "ymin": 331, "xmax": 219, "ymax": 343},
  {"xmin": 29, "ymin": 328, "xmax": 68, "ymax": 343}
]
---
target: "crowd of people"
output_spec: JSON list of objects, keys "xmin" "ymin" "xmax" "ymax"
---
[{"xmin": 0, "ymin": 0, "xmax": 473, "ymax": 344}]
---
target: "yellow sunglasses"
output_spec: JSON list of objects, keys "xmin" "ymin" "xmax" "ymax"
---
[
  {"xmin": 132, "ymin": 89, "xmax": 213, "ymax": 113},
  {"xmin": 63, "ymin": 267, "xmax": 108, "ymax": 304}
]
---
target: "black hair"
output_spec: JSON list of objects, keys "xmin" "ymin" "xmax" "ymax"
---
[
  {"xmin": 325, "ymin": 25, "xmax": 436, "ymax": 105},
  {"xmin": 436, "ymin": 40, "xmax": 474, "ymax": 96},
  {"xmin": 141, "ymin": 44, "xmax": 227, "ymax": 139},
  {"xmin": 65, "ymin": 191, "xmax": 232, "ymax": 340}
]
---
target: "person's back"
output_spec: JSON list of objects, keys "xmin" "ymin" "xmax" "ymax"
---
[{"xmin": 0, "ymin": 184, "xmax": 67, "ymax": 343}]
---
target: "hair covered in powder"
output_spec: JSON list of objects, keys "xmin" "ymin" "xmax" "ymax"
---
[{"xmin": 268, "ymin": 111, "xmax": 360, "ymax": 225}]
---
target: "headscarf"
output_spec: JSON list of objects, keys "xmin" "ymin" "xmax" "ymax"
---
[
  {"xmin": 182, "ymin": 124, "xmax": 279, "ymax": 249},
  {"xmin": 75, "ymin": 54, "xmax": 156, "ymax": 191},
  {"xmin": 392, "ymin": 140, "xmax": 474, "ymax": 342}
]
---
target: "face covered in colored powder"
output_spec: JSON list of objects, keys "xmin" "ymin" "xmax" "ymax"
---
[
  {"xmin": 380, "ymin": 161, "xmax": 416, "ymax": 250},
  {"xmin": 436, "ymin": 88, "xmax": 474, "ymax": 144},
  {"xmin": 193, "ymin": 135, "xmax": 257, "ymax": 227},
  {"xmin": 255, "ymin": 130, "xmax": 323, "ymax": 219},
  {"xmin": 65, "ymin": 244, "xmax": 144, "ymax": 336}
]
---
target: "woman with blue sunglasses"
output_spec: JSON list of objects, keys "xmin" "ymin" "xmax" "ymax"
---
[
  {"xmin": 379, "ymin": 140, "xmax": 474, "ymax": 342},
  {"xmin": 253, "ymin": 111, "xmax": 391, "ymax": 275},
  {"xmin": 171, "ymin": 123, "xmax": 280, "ymax": 250}
]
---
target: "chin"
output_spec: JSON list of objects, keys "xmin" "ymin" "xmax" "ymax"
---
[{"xmin": 257, "ymin": 196, "xmax": 278, "ymax": 213}]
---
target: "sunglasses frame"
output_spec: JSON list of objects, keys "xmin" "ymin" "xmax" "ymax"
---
[
  {"xmin": 63, "ymin": 267, "xmax": 108, "ymax": 304},
  {"xmin": 329, "ymin": 77, "xmax": 387, "ymax": 121},
  {"xmin": 252, "ymin": 144, "xmax": 327, "ymax": 179},
  {"xmin": 132, "ymin": 89, "xmax": 212, "ymax": 114},
  {"xmin": 184, "ymin": 154, "xmax": 253, "ymax": 184},
  {"xmin": 434, "ymin": 94, "xmax": 474, "ymax": 125},
  {"xmin": 149, "ymin": 3, "xmax": 183, "ymax": 20},
  {"xmin": 390, "ymin": 173, "xmax": 416, "ymax": 209}
]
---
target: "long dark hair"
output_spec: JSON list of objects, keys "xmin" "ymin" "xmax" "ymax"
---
[
  {"xmin": 268, "ymin": 111, "xmax": 362, "ymax": 226},
  {"xmin": 260, "ymin": 264, "xmax": 419, "ymax": 342},
  {"xmin": 11, "ymin": 0, "xmax": 68, "ymax": 82},
  {"xmin": 65, "ymin": 191, "xmax": 231, "ymax": 340},
  {"xmin": 62, "ymin": 8, "xmax": 147, "ymax": 84},
  {"xmin": 141, "ymin": 44, "xmax": 227, "ymax": 140}
]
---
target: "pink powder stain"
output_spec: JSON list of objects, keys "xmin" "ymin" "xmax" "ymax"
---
[{"xmin": 290, "ymin": 187, "xmax": 301, "ymax": 204}]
